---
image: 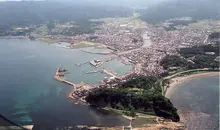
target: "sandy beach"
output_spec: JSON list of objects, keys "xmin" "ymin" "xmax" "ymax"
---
[{"xmin": 165, "ymin": 72, "xmax": 220, "ymax": 98}]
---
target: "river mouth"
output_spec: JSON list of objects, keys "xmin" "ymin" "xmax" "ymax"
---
[{"xmin": 0, "ymin": 39, "xmax": 132, "ymax": 127}]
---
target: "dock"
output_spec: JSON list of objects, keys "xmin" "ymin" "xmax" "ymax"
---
[
  {"xmin": 74, "ymin": 61, "xmax": 89, "ymax": 67},
  {"xmin": 83, "ymin": 70, "xmax": 100, "ymax": 74},
  {"xmin": 54, "ymin": 67, "xmax": 95, "ymax": 104},
  {"xmin": 101, "ymin": 68, "xmax": 117, "ymax": 77},
  {"xmin": 84, "ymin": 68, "xmax": 118, "ymax": 78},
  {"xmin": 54, "ymin": 68, "xmax": 75, "ymax": 87},
  {"xmin": 81, "ymin": 49, "xmax": 112, "ymax": 55},
  {"xmin": 54, "ymin": 66, "xmax": 133, "ymax": 105}
]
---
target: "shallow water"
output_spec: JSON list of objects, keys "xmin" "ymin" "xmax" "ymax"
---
[
  {"xmin": 0, "ymin": 39, "xmax": 131, "ymax": 128},
  {"xmin": 169, "ymin": 75, "xmax": 219, "ymax": 130}
]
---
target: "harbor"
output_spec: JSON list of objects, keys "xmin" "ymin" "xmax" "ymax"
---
[
  {"xmin": 50, "ymin": 43, "xmax": 134, "ymax": 105},
  {"xmin": 54, "ymin": 67, "xmax": 94, "ymax": 103},
  {"xmin": 0, "ymin": 39, "xmax": 131, "ymax": 127},
  {"xmin": 54, "ymin": 57, "xmax": 134, "ymax": 104}
]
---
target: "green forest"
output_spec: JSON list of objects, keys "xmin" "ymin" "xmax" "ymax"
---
[
  {"xmin": 208, "ymin": 32, "xmax": 220, "ymax": 40},
  {"xmin": 86, "ymin": 76, "xmax": 180, "ymax": 122},
  {"xmin": 160, "ymin": 43, "xmax": 220, "ymax": 70}
]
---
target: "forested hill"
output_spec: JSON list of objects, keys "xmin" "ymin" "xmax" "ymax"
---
[
  {"xmin": 0, "ymin": 1, "xmax": 132, "ymax": 27},
  {"xmin": 139, "ymin": 0, "xmax": 220, "ymax": 24},
  {"xmin": 86, "ymin": 76, "xmax": 180, "ymax": 122}
]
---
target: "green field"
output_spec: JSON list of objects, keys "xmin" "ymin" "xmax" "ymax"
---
[
  {"xmin": 38, "ymin": 38, "xmax": 57, "ymax": 44},
  {"xmin": 34, "ymin": 25, "xmax": 49, "ymax": 35},
  {"xmin": 72, "ymin": 43, "xmax": 97, "ymax": 48},
  {"xmin": 188, "ymin": 20, "xmax": 220, "ymax": 31}
]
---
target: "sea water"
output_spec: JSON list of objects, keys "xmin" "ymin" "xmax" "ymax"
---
[
  {"xmin": 0, "ymin": 39, "xmax": 131, "ymax": 129},
  {"xmin": 169, "ymin": 75, "xmax": 219, "ymax": 130}
]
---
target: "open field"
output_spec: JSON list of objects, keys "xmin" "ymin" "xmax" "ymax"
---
[
  {"xmin": 72, "ymin": 41, "xmax": 104, "ymax": 48},
  {"xmin": 38, "ymin": 37, "xmax": 57, "ymax": 44},
  {"xmin": 103, "ymin": 107, "xmax": 156, "ymax": 119},
  {"xmin": 33, "ymin": 25, "xmax": 48, "ymax": 35},
  {"xmin": 72, "ymin": 43, "xmax": 96, "ymax": 48},
  {"xmin": 188, "ymin": 20, "xmax": 220, "ymax": 31},
  {"xmin": 90, "ymin": 15, "xmax": 141, "ymax": 23}
]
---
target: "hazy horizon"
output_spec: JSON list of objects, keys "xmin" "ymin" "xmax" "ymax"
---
[{"xmin": 0, "ymin": 0, "xmax": 171, "ymax": 7}]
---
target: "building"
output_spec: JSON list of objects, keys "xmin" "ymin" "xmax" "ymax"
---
[{"xmin": 90, "ymin": 60, "xmax": 102, "ymax": 67}]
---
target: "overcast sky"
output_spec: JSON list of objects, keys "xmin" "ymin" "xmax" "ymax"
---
[{"xmin": 0, "ymin": 0, "xmax": 171, "ymax": 7}]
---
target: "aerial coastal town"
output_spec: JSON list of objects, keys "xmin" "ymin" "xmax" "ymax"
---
[
  {"xmin": 43, "ymin": 15, "xmax": 220, "ymax": 103},
  {"xmin": 1, "ymin": 0, "xmax": 220, "ymax": 129},
  {"xmin": 3, "ymin": 12, "xmax": 219, "ymax": 103}
]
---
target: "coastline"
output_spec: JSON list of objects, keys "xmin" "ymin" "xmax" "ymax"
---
[{"xmin": 165, "ymin": 71, "xmax": 220, "ymax": 98}]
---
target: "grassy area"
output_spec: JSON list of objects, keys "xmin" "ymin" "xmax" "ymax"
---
[
  {"xmin": 38, "ymin": 38, "xmax": 57, "ymax": 44},
  {"xmin": 72, "ymin": 41, "xmax": 98, "ymax": 48},
  {"xmin": 90, "ymin": 16, "xmax": 141, "ymax": 23},
  {"xmin": 103, "ymin": 107, "xmax": 156, "ymax": 117},
  {"xmin": 34, "ymin": 25, "xmax": 48, "ymax": 35},
  {"xmin": 188, "ymin": 20, "xmax": 220, "ymax": 31},
  {"xmin": 103, "ymin": 107, "xmax": 124, "ymax": 115},
  {"xmin": 72, "ymin": 43, "xmax": 96, "ymax": 48}
]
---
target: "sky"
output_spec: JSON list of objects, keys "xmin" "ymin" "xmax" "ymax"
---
[{"xmin": 0, "ymin": 0, "xmax": 170, "ymax": 7}]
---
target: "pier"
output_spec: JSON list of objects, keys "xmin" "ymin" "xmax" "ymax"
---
[
  {"xmin": 89, "ymin": 56, "xmax": 116, "ymax": 68},
  {"xmin": 118, "ymin": 71, "xmax": 134, "ymax": 80},
  {"xmin": 54, "ymin": 66, "xmax": 133, "ymax": 104},
  {"xmin": 101, "ymin": 68, "xmax": 117, "ymax": 77},
  {"xmin": 54, "ymin": 68, "xmax": 75, "ymax": 86},
  {"xmin": 81, "ymin": 49, "xmax": 112, "ymax": 55},
  {"xmin": 74, "ymin": 61, "xmax": 89, "ymax": 67},
  {"xmin": 84, "ymin": 68, "xmax": 118, "ymax": 78},
  {"xmin": 54, "ymin": 67, "xmax": 95, "ymax": 104},
  {"xmin": 83, "ymin": 70, "xmax": 100, "ymax": 74}
]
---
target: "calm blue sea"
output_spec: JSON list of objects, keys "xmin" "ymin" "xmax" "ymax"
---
[
  {"xmin": 169, "ymin": 75, "xmax": 219, "ymax": 130},
  {"xmin": 0, "ymin": 39, "xmax": 130, "ymax": 129}
]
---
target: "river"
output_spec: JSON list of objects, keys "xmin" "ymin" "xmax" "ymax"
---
[
  {"xmin": 169, "ymin": 75, "xmax": 219, "ymax": 130},
  {"xmin": 117, "ymin": 31, "xmax": 152, "ymax": 55},
  {"xmin": 0, "ymin": 39, "xmax": 132, "ymax": 129}
]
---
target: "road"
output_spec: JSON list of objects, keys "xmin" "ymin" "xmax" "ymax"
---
[{"xmin": 164, "ymin": 68, "xmax": 210, "ymax": 79}]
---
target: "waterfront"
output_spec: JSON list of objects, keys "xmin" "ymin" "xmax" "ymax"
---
[
  {"xmin": 169, "ymin": 75, "xmax": 219, "ymax": 130},
  {"xmin": 0, "ymin": 39, "xmax": 131, "ymax": 128}
]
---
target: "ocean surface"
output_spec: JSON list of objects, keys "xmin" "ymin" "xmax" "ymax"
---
[
  {"xmin": 169, "ymin": 75, "xmax": 219, "ymax": 130},
  {"xmin": 0, "ymin": 39, "xmax": 131, "ymax": 129}
]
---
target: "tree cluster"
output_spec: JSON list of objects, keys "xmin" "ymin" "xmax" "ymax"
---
[
  {"xmin": 160, "ymin": 55, "xmax": 189, "ymax": 70},
  {"xmin": 59, "ymin": 21, "xmax": 103, "ymax": 36},
  {"xmin": 86, "ymin": 76, "xmax": 180, "ymax": 122},
  {"xmin": 208, "ymin": 32, "xmax": 220, "ymax": 40},
  {"xmin": 160, "ymin": 44, "xmax": 220, "ymax": 70}
]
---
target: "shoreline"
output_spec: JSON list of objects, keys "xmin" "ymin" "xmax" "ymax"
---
[{"xmin": 165, "ymin": 71, "xmax": 220, "ymax": 98}]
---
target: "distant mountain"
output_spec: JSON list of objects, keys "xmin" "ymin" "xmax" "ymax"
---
[
  {"xmin": 48, "ymin": 0, "xmax": 168, "ymax": 7},
  {"xmin": 139, "ymin": 0, "xmax": 220, "ymax": 23},
  {"xmin": 0, "ymin": 1, "xmax": 133, "ymax": 35},
  {"xmin": 0, "ymin": 1, "xmax": 132, "ymax": 27}
]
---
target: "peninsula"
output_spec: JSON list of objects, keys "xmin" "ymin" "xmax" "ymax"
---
[{"xmin": 0, "ymin": 0, "xmax": 219, "ymax": 129}]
